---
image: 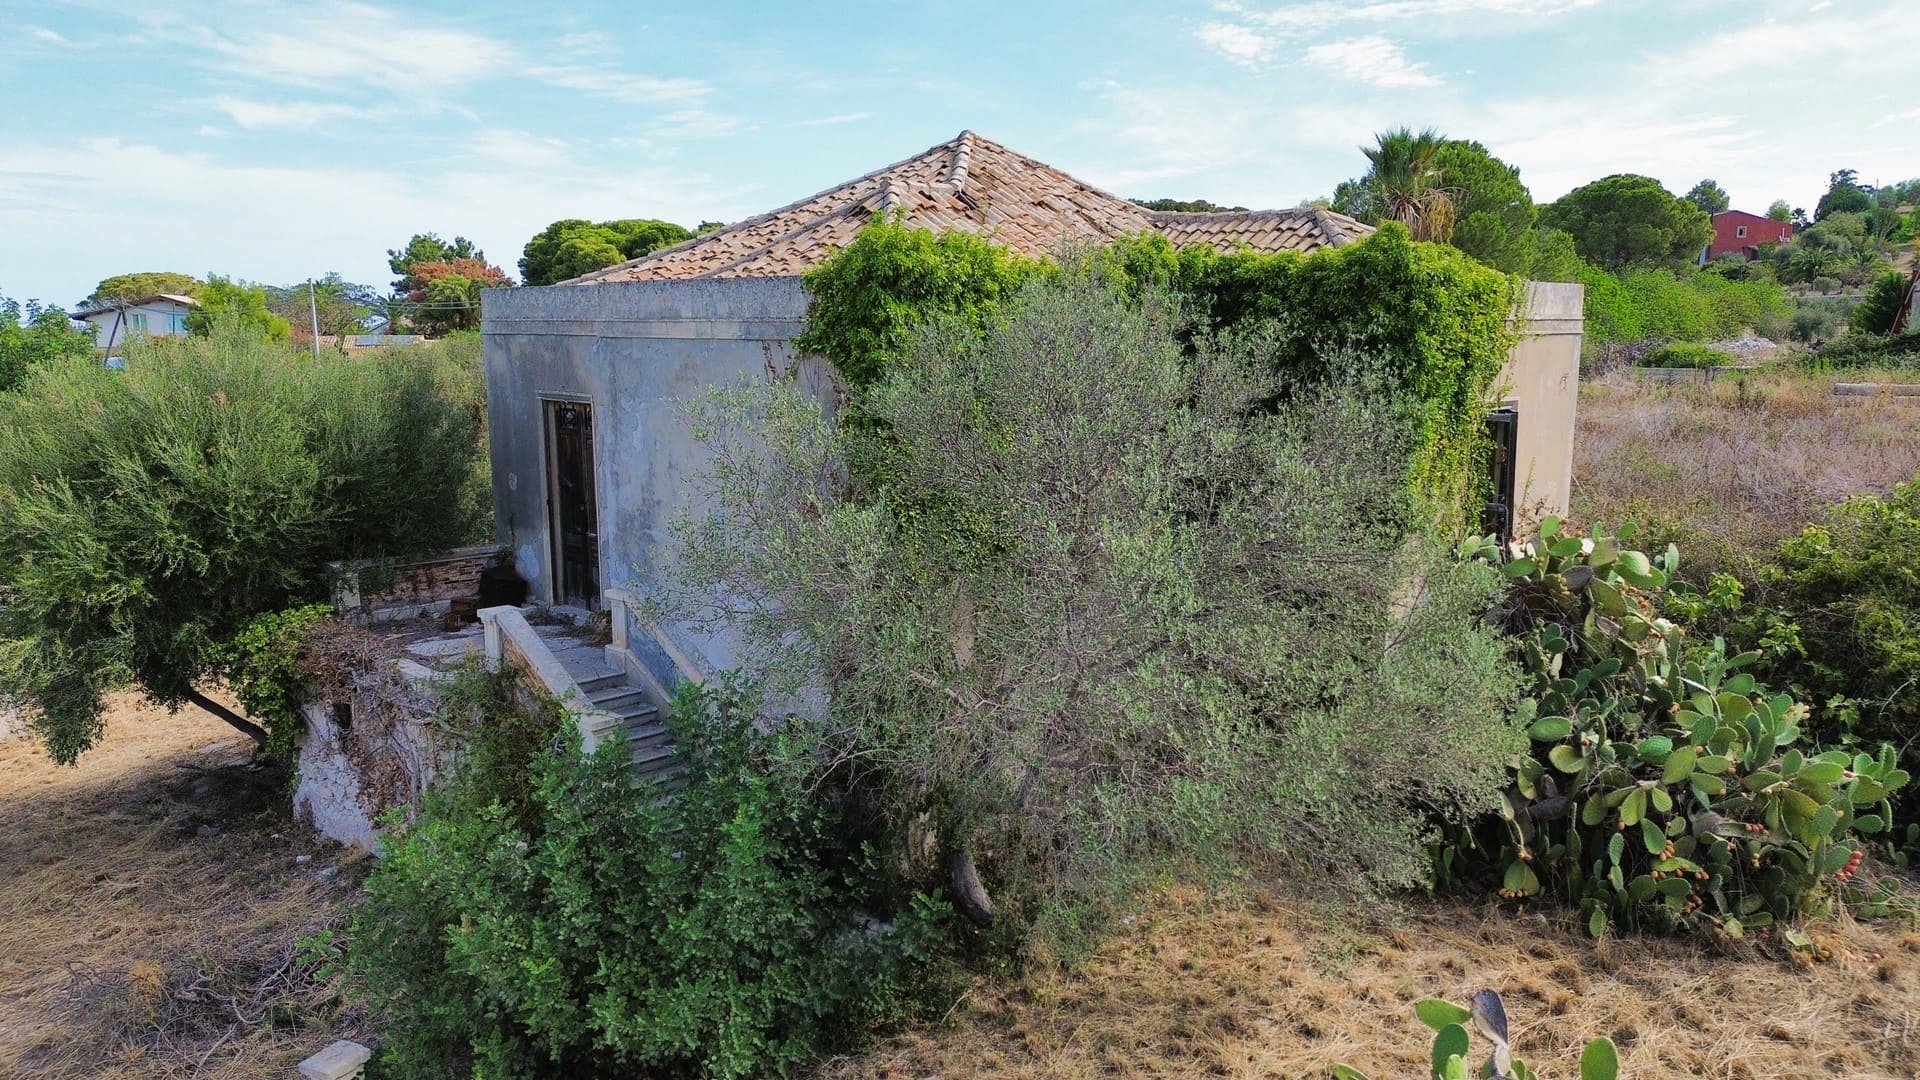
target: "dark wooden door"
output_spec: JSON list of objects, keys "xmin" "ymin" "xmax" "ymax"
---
[
  {"xmin": 1482, "ymin": 406, "xmax": 1518, "ymax": 540},
  {"xmin": 545, "ymin": 400, "xmax": 600, "ymax": 606}
]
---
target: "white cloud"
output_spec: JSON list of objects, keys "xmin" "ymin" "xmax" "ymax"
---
[
  {"xmin": 1219, "ymin": 0, "xmax": 1604, "ymax": 35},
  {"xmin": 1302, "ymin": 35, "xmax": 1442, "ymax": 87},
  {"xmin": 207, "ymin": 97, "xmax": 367, "ymax": 131},
  {"xmin": 643, "ymin": 110, "xmax": 751, "ymax": 139},
  {"xmin": 523, "ymin": 66, "xmax": 713, "ymax": 105},
  {"xmin": 27, "ymin": 26, "xmax": 71, "ymax": 45},
  {"xmin": 793, "ymin": 112, "xmax": 875, "ymax": 128},
  {"xmin": 144, "ymin": 1, "xmax": 712, "ymax": 107},
  {"xmin": 0, "ymin": 138, "xmax": 751, "ymax": 304},
  {"xmin": 1196, "ymin": 21, "xmax": 1277, "ymax": 66},
  {"xmin": 466, "ymin": 130, "xmax": 571, "ymax": 168}
]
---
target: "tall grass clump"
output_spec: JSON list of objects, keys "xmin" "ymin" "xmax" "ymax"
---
[{"xmin": 0, "ymin": 320, "xmax": 488, "ymax": 763}]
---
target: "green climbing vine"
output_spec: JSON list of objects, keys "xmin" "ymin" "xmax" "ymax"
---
[{"xmin": 798, "ymin": 218, "xmax": 1520, "ymax": 529}]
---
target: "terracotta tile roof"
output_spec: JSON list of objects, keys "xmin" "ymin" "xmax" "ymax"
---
[
  {"xmin": 1147, "ymin": 208, "xmax": 1372, "ymax": 254},
  {"xmin": 568, "ymin": 131, "xmax": 1372, "ymax": 284}
]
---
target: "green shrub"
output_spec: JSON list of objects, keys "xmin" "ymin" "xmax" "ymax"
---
[
  {"xmin": 348, "ymin": 674, "xmax": 956, "ymax": 1079},
  {"xmin": 1803, "ymin": 329, "xmax": 1920, "ymax": 369},
  {"xmin": 1639, "ymin": 343, "xmax": 1728, "ymax": 368},
  {"xmin": 1, "ymin": 294, "xmax": 93, "ymax": 394},
  {"xmin": 212, "ymin": 603, "xmax": 333, "ymax": 765},
  {"xmin": 1851, "ymin": 271, "xmax": 1911, "ymax": 336},
  {"xmin": 1437, "ymin": 520, "xmax": 1908, "ymax": 937},
  {"xmin": 1761, "ymin": 481, "xmax": 1920, "ymax": 778},
  {"xmin": 1576, "ymin": 266, "xmax": 1792, "ymax": 350},
  {"xmin": 0, "ymin": 320, "xmax": 487, "ymax": 763}
]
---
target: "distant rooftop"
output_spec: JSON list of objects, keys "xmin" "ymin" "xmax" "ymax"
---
[
  {"xmin": 70, "ymin": 293, "xmax": 200, "ymax": 319},
  {"xmin": 568, "ymin": 131, "xmax": 1371, "ymax": 284}
]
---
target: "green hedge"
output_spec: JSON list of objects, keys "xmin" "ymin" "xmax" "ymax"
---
[
  {"xmin": 800, "ymin": 219, "xmax": 1520, "ymax": 527},
  {"xmin": 1640, "ymin": 342, "xmax": 1729, "ymax": 368},
  {"xmin": 1578, "ymin": 265, "xmax": 1793, "ymax": 348}
]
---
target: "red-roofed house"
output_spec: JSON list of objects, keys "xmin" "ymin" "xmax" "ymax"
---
[{"xmin": 1706, "ymin": 210, "xmax": 1793, "ymax": 262}]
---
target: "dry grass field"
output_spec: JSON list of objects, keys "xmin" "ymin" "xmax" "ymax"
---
[
  {"xmin": 1571, "ymin": 367, "xmax": 1920, "ymax": 582},
  {"xmin": 0, "ymin": 695, "xmax": 362, "ymax": 1079},
  {"xmin": 821, "ymin": 887, "xmax": 1920, "ymax": 1080}
]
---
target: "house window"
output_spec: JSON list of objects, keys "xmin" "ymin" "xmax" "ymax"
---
[
  {"xmin": 1735, "ymin": 225, "xmax": 1747, "ymax": 239},
  {"xmin": 130, "ymin": 313, "xmax": 148, "ymax": 334},
  {"xmin": 168, "ymin": 313, "xmax": 188, "ymax": 334}
]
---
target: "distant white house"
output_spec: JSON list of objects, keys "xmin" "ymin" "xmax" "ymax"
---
[{"xmin": 69, "ymin": 293, "xmax": 199, "ymax": 349}]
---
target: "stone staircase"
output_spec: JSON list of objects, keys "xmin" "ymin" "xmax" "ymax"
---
[
  {"xmin": 533, "ymin": 622, "xmax": 682, "ymax": 785},
  {"xmin": 575, "ymin": 670, "xmax": 680, "ymax": 784}
]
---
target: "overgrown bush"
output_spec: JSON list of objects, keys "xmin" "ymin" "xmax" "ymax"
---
[
  {"xmin": 1851, "ymin": 271, "xmax": 1910, "ymax": 336},
  {"xmin": 1437, "ymin": 521, "xmax": 1908, "ymax": 937},
  {"xmin": 347, "ymin": 673, "xmax": 954, "ymax": 1079},
  {"xmin": 1803, "ymin": 329, "xmax": 1920, "ymax": 369},
  {"xmin": 1735, "ymin": 480, "xmax": 1920, "ymax": 796},
  {"xmin": 0, "ymin": 293, "xmax": 93, "ymax": 394},
  {"xmin": 1577, "ymin": 265, "xmax": 1792, "ymax": 352},
  {"xmin": 212, "ymin": 603, "xmax": 333, "ymax": 765},
  {"xmin": 1639, "ymin": 343, "xmax": 1728, "ymax": 368},
  {"xmin": 670, "ymin": 270, "xmax": 1525, "ymax": 953},
  {"xmin": 0, "ymin": 320, "xmax": 488, "ymax": 763}
]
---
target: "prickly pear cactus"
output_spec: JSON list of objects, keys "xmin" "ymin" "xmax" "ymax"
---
[
  {"xmin": 1444, "ymin": 517, "xmax": 1911, "ymax": 937},
  {"xmin": 1332, "ymin": 989, "xmax": 1618, "ymax": 1080}
]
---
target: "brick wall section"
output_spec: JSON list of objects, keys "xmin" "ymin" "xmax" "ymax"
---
[{"xmin": 331, "ymin": 545, "xmax": 507, "ymax": 625}]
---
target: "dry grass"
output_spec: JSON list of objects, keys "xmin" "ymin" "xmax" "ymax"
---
[
  {"xmin": 1572, "ymin": 367, "xmax": 1920, "ymax": 582},
  {"xmin": 821, "ymin": 887, "xmax": 1920, "ymax": 1079},
  {"xmin": 0, "ymin": 694, "xmax": 365, "ymax": 1079}
]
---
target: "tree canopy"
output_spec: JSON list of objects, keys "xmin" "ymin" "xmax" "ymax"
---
[
  {"xmin": 388, "ymin": 233, "xmax": 484, "ymax": 293},
  {"xmin": 407, "ymin": 257, "xmax": 513, "ymax": 334},
  {"xmin": 518, "ymin": 218, "xmax": 695, "ymax": 285},
  {"xmin": 187, "ymin": 276, "xmax": 291, "ymax": 341},
  {"xmin": 1538, "ymin": 174, "xmax": 1713, "ymax": 271},
  {"xmin": 0, "ymin": 324, "xmax": 487, "ymax": 764},
  {"xmin": 1, "ymin": 294, "xmax": 93, "ymax": 394},
  {"xmin": 1433, "ymin": 140, "xmax": 1539, "ymax": 274},
  {"xmin": 1683, "ymin": 179, "xmax": 1730, "ymax": 215},
  {"xmin": 1766, "ymin": 199, "xmax": 1794, "ymax": 222},
  {"xmin": 266, "ymin": 274, "xmax": 378, "ymax": 345},
  {"xmin": 86, "ymin": 272, "xmax": 203, "ymax": 305},
  {"xmin": 1128, "ymin": 197, "xmax": 1252, "ymax": 213},
  {"xmin": 1815, "ymin": 169, "xmax": 1874, "ymax": 221}
]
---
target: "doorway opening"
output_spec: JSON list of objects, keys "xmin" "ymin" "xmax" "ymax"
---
[{"xmin": 544, "ymin": 399, "xmax": 600, "ymax": 607}]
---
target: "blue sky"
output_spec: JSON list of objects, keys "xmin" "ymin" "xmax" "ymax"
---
[{"xmin": 3, "ymin": 0, "xmax": 1915, "ymax": 307}]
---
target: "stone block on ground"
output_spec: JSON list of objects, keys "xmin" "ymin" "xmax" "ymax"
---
[{"xmin": 299, "ymin": 1039, "xmax": 372, "ymax": 1080}]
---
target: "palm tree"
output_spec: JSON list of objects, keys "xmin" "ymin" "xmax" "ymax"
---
[{"xmin": 1361, "ymin": 127, "xmax": 1455, "ymax": 243}]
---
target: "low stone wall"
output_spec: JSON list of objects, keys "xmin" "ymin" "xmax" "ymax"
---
[
  {"xmin": 292, "ymin": 660, "xmax": 449, "ymax": 850},
  {"xmin": 330, "ymin": 545, "xmax": 507, "ymax": 626}
]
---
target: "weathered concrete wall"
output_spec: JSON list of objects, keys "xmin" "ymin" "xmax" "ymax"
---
[
  {"xmin": 292, "ymin": 680, "xmax": 443, "ymax": 850},
  {"xmin": 1497, "ymin": 281, "xmax": 1584, "ymax": 528},
  {"xmin": 482, "ymin": 278, "xmax": 834, "ymax": 686}
]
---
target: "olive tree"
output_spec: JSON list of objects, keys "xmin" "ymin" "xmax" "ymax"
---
[
  {"xmin": 0, "ymin": 321, "xmax": 487, "ymax": 763},
  {"xmin": 666, "ymin": 270, "xmax": 1523, "ymax": 933}
]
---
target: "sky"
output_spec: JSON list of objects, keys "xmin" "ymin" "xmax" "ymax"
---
[{"xmin": 3, "ymin": 0, "xmax": 1916, "ymax": 307}]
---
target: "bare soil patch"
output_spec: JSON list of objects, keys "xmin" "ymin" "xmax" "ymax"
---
[
  {"xmin": 0, "ymin": 694, "xmax": 363, "ymax": 1079},
  {"xmin": 821, "ymin": 887, "xmax": 1920, "ymax": 1079}
]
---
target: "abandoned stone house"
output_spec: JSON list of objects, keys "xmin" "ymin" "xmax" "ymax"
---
[
  {"xmin": 293, "ymin": 130, "xmax": 1585, "ymax": 848},
  {"xmin": 481, "ymin": 129, "xmax": 1585, "ymax": 689}
]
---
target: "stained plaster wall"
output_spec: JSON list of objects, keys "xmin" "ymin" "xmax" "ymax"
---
[{"xmin": 482, "ymin": 277, "xmax": 835, "ymax": 691}]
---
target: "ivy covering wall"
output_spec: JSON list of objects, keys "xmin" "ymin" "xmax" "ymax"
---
[{"xmin": 796, "ymin": 216, "xmax": 1520, "ymax": 527}]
